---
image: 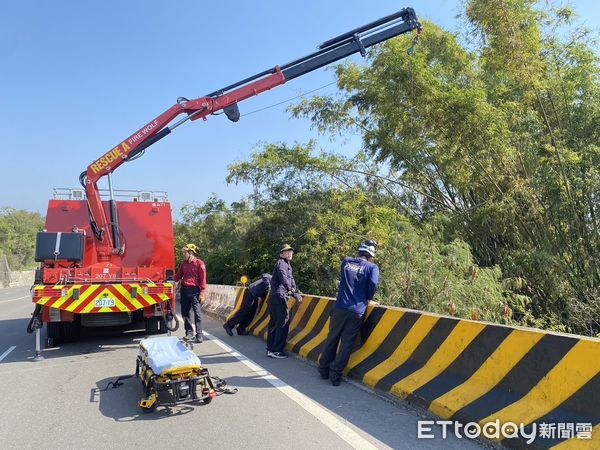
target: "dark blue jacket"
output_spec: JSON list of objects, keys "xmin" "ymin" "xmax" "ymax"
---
[
  {"xmin": 270, "ymin": 258, "xmax": 297, "ymax": 301},
  {"xmin": 335, "ymin": 257, "xmax": 379, "ymax": 316},
  {"xmin": 248, "ymin": 274, "xmax": 271, "ymax": 300}
]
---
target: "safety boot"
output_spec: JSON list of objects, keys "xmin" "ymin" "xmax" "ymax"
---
[{"xmin": 222, "ymin": 323, "xmax": 234, "ymax": 336}]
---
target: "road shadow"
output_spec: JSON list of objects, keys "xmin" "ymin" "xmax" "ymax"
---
[
  {"xmin": 16, "ymin": 322, "xmax": 170, "ymax": 363},
  {"xmin": 0, "ymin": 317, "xmax": 67, "ymax": 364},
  {"xmin": 214, "ymin": 374, "xmax": 270, "ymax": 389},
  {"xmin": 198, "ymin": 352, "xmax": 241, "ymax": 365},
  {"xmin": 1, "ymin": 317, "xmax": 32, "ymax": 341},
  {"xmin": 46, "ymin": 326, "xmax": 150, "ymax": 361},
  {"xmin": 0, "ymin": 301, "xmax": 167, "ymax": 364}
]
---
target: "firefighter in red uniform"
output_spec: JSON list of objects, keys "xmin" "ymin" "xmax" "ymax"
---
[{"xmin": 175, "ymin": 244, "xmax": 207, "ymax": 343}]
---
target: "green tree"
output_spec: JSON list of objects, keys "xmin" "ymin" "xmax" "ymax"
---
[
  {"xmin": 0, "ymin": 207, "xmax": 45, "ymax": 270},
  {"xmin": 225, "ymin": 142, "xmax": 516, "ymax": 322},
  {"xmin": 286, "ymin": 2, "xmax": 599, "ymax": 334},
  {"xmin": 175, "ymin": 1, "xmax": 599, "ymax": 334}
]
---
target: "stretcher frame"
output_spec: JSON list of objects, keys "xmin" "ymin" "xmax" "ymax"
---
[{"xmin": 136, "ymin": 341, "xmax": 217, "ymax": 412}]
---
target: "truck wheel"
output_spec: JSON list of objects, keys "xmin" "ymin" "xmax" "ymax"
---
[
  {"xmin": 145, "ymin": 317, "xmax": 159, "ymax": 335},
  {"xmin": 157, "ymin": 317, "xmax": 169, "ymax": 334},
  {"xmin": 47, "ymin": 322, "xmax": 62, "ymax": 345},
  {"xmin": 63, "ymin": 319, "xmax": 81, "ymax": 342}
]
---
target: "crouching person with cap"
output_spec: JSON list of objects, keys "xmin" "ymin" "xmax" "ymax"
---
[
  {"xmin": 267, "ymin": 244, "xmax": 303, "ymax": 359},
  {"xmin": 318, "ymin": 240, "xmax": 380, "ymax": 385},
  {"xmin": 175, "ymin": 243, "xmax": 207, "ymax": 343},
  {"xmin": 223, "ymin": 273, "xmax": 272, "ymax": 336}
]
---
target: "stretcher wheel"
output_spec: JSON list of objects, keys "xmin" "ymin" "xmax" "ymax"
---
[
  {"xmin": 141, "ymin": 401, "xmax": 158, "ymax": 413},
  {"xmin": 203, "ymin": 395, "xmax": 212, "ymax": 405},
  {"xmin": 140, "ymin": 389, "xmax": 158, "ymax": 413}
]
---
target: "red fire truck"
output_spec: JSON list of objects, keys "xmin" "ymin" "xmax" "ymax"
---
[
  {"xmin": 28, "ymin": 8, "xmax": 421, "ymax": 349},
  {"xmin": 31, "ymin": 188, "xmax": 176, "ymax": 345}
]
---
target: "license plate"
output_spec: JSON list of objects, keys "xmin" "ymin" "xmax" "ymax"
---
[{"xmin": 95, "ymin": 298, "xmax": 116, "ymax": 308}]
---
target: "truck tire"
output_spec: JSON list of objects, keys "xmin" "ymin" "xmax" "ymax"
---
[
  {"xmin": 63, "ymin": 319, "xmax": 81, "ymax": 342},
  {"xmin": 145, "ymin": 317, "xmax": 159, "ymax": 335},
  {"xmin": 47, "ymin": 322, "xmax": 62, "ymax": 345}
]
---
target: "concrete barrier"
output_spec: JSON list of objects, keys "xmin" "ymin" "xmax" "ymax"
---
[
  {"xmin": 203, "ymin": 285, "xmax": 600, "ymax": 449},
  {"xmin": 202, "ymin": 284, "xmax": 243, "ymax": 321},
  {"xmin": 4, "ymin": 270, "xmax": 35, "ymax": 288}
]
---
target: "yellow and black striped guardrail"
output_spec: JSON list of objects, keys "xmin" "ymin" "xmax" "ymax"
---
[{"xmin": 206, "ymin": 285, "xmax": 600, "ymax": 449}]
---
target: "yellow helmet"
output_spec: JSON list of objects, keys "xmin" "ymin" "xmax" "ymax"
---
[{"xmin": 182, "ymin": 243, "xmax": 198, "ymax": 254}]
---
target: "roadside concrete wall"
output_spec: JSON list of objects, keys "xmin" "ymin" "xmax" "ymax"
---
[
  {"xmin": 203, "ymin": 284, "xmax": 600, "ymax": 449},
  {"xmin": 0, "ymin": 256, "xmax": 10, "ymax": 287},
  {"xmin": 203, "ymin": 284, "xmax": 243, "ymax": 320},
  {"xmin": 1, "ymin": 269, "xmax": 35, "ymax": 288}
]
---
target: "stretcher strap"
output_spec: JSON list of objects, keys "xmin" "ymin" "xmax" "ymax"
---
[
  {"xmin": 211, "ymin": 376, "xmax": 238, "ymax": 395},
  {"xmin": 101, "ymin": 373, "xmax": 137, "ymax": 391}
]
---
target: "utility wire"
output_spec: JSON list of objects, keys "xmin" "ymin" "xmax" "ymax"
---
[{"xmin": 240, "ymin": 81, "xmax": 338, "ymax": 117}]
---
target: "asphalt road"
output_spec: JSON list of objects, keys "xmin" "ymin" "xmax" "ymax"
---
[{"xmin": 0, "ymin": 286, "xmax": 489, "ymax": 449}]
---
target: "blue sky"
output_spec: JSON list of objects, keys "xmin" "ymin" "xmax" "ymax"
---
[{"xmin": 1, "ymin": 1, "xmax": 598, "ymax": 217}]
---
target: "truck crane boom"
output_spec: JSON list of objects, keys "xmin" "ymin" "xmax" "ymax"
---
[{"xmin": 80, "ymin": 7, "xmax": 421, "ymax": 260}]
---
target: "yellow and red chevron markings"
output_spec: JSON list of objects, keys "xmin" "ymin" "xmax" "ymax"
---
[
  {"xmin": 32, "ymin": 283, "xmax": 173, "ymax": 313},
  {"xmin": 209, "ymin": 287, "xmax": 600, "ymax": 449}
]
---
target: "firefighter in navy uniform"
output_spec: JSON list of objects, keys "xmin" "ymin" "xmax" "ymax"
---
[
  {"xmin": 223, "ymin": 273, "xmax": 272, "ymax": 336},
  {"xmin": 266, "ymin": 244, "xmax": 303, "ymax": 359},
  {"xmin": 174, "ymin": 244, "xmax": 207, "ymax": 343},
  {"xmin": 318, "ymin": 240, "xmax": 380, "ymax": 385}
]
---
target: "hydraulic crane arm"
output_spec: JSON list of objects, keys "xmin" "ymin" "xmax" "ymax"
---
[{"xmin": 81, "ymin": 7, "xmax": 421, "ymax": 260}]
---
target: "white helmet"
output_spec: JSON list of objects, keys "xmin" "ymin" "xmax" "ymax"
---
[{"xmin": 358, "ymin": 241, "xmax": 376, "ymax": 257}]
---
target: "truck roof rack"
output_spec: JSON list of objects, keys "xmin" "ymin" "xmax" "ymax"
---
[{"xmin": 52, "ymin": 188, "xmax": 169, "ymax": 202}]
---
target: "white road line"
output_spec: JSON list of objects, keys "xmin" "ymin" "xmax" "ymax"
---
[
  {"xmin": 0, "ymin": 346, "xmax": 16, "ymax": 363},
  {"xmin": 203, "ymin": 330, "xmax": 379, "ymax": 450},
  {"xmin": 0, "ymin": 295, "xmax": 31, "ymax": 303}
]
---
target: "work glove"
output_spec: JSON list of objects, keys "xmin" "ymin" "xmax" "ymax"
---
[{"xmin": 293, "ymin": 292, "xmax": 303, "ymax": 303}]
